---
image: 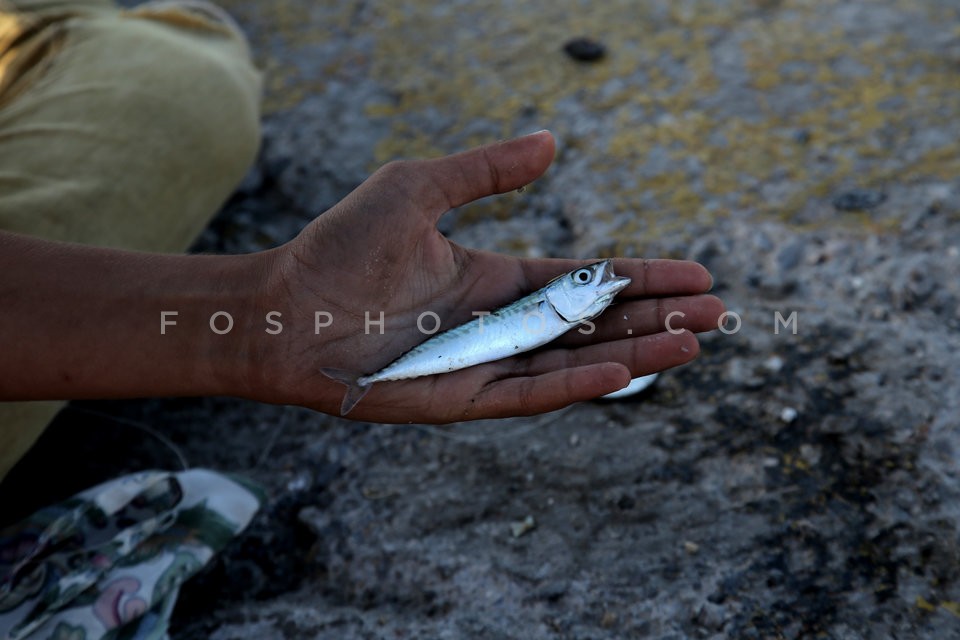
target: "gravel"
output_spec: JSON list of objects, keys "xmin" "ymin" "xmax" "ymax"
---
[{"xmin": 10, "ymin": 0, "xmax": 960, "ymax": 637}]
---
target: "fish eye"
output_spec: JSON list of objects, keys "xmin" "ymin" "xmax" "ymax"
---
[{"xmin": 572, "ymin": 268, "xmax": 592, "ymax": 284}]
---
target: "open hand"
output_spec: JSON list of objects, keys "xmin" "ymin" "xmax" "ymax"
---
[{"xmin": 250, "ymin": 131, "xmax": 724, "ymax": 422}]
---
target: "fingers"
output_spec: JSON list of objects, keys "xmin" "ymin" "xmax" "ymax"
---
[
  {"xmin": 517, "ymin": 257, "xmax": 714, "ymax": 298},
  {"xmin": 331, "ymin": 331, "xmax": 698, "ymax": 423},
  {"xmin": 613, "ymin": 258, "xmax": 713, "ymax": 297},
  {"xmin": 555, "ymin": 294, "xmax": 726, "ymax": 346},
  {"xmin": 465, "ymin": 331, "xmax": 699, "ymax": 419},
  {"xmin": 466, "ymin": 362, "xmax": 632, "ymax": 419},
  {"xmin": 338, "ymin": 361, "xmax": 629, "ymax": 423},
  {"xmin": 514, "ymin": 329, "xmax": 701, "ymax": 379},
  {"xmin": 377, "ymin": 131, "xmax": 556, "ymax": 220},
  {"xmin": 432, "ymin": 130, "xmax": 556, "ymax": 210}
]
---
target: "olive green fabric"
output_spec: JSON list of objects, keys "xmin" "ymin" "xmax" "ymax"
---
[{"xmin": 0, "ymin": 0, "xmax": 262, "ymax": 482}]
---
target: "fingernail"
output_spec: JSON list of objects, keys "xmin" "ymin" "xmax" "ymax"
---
[
  {"xmin": 701, "ymin": 265, "xmax": 714, "ymax": 291},
  {"xmin": 525, "ymin": 129, "xmax": 550, "ymax": 137}
]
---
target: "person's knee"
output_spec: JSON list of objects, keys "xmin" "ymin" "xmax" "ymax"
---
[
  {"xmin": 80, "ymin": 9, "xmax": 264, "ymax": 248},
  {"xmin": 0, "ymin": 4, "xmax": 263, "ymax": 250},
  {"xmin": 114, "ymin": 5, "xmax": 264, "ymax": 184}
]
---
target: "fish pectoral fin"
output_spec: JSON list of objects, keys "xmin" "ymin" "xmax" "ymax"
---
[{"xmin": 320, "ymin": 368, "xmax": 372, "ymax": 416}]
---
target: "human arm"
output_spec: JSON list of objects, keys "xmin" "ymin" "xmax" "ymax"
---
[
  {"xmin": 0, "ymin": 131, "xmax": 725, "ymax": 422},
  {"xmin": 0, "ymin": 231, "xmax": 269, "ymax": 400}
]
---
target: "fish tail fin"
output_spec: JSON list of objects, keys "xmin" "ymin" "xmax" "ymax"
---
[{"xmin": 320, "ymin": 368, "xmax": 372, "ymax": 416}]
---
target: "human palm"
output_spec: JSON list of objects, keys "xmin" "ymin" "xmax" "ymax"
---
[{"xmin": 256, "ymin": 131, "xmax": 724, "ymax": 422}]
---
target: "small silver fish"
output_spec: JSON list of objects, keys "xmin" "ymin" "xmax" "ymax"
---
[{"xmin": 322, "ymin": 260, "xmax": 631, "ymax": 415}]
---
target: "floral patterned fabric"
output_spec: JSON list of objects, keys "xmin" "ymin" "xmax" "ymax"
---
[{"xmin": 0, "ymin": 470, "xmax": 262, "ymax": 640}]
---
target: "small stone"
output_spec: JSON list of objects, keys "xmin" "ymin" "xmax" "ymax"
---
[
  {"xmin": 684, "ymin": 540, "xmax": 700, "ymax": 554},
  {"xmin": 510, "ymin": 515, "xmax": 536, "ymax": 538},
  {"xmin": 799, "ymin": 443, "xmax": 821, "ymax": 465},
  {"xmin": 763, "ymin": 355, "xmax": 784, "ymax": 373},
  {"xmin": 535, "ymin": 581, "xmax": 568, "ymax": 602},
  {"xmin": 793, "ymin": 129, "xmax": 812, "ymax": 145},
  {"xmin": 563, "ymin": 37, "xmax": 606, "ymax": 62},
  {"xmin": 926, "ymin": 184, "xmax": 952, "ymax": 207},
  {"xmin": 780, "ymin": 407, "xmax": 798, "ymax": 423},
  {"xmin": 285, "ymin": 472, "xmax": 310, "ymax": 492},
  {"xmin": 832, "ymin": 189, "xmax": 887, "ymax": 212},
  {"xmin": 776, "ymin": 238, "xmax": 806, "ymax": 272},
  {"xmin": 727, "ymin": 358, "xmax": 764, "ymax": 389},
  {"xmin": 694, "ymin": 601, "xmax": 728, "ymax": 631},
  {"xmin": 600, "ymin": 610, "xmax": 618, "ymax": 628},
  {"xmin": 569, "ymin": 433, "xmax": 580, "ymax": 447}
]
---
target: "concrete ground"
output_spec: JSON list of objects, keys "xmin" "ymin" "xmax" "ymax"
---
[{"xmin": 7, "ymin": 0, "xmax": 960, "ymax": 637}]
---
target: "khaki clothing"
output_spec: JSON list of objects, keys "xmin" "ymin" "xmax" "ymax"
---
[{"xmin": 0, "ymin": 0, "xmax": 262, "ymax": 482}]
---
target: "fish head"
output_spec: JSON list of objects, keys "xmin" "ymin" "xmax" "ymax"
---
[{"xmin": 545, "ymin": 260, "xmax": 631, "ymax": 322}]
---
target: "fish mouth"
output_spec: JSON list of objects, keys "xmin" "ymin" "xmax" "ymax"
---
[{"xmin": 598, "ymin": 262, "xmax": 631, "ymax": 298}]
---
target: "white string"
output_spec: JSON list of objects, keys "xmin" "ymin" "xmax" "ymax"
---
[
  {"xmin": 66, "ymin": 406, "xmax": 190, "ymax": 472},
  {"xmin": 68, "ymin": 403, "xmax": 572, "ymax": 474}
]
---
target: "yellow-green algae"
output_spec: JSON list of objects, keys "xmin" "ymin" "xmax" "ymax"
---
[{"xmin": 219, "ymin": 0, "xmax": 960, "ymax": 249}]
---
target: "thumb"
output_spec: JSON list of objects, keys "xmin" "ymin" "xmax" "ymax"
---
[{"xmin": 415, "ymin": 130, "xmax": 556, "ymax": 219}]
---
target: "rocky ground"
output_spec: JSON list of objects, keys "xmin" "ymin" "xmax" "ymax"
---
[{"xmin": 7, "ymin": 0, "xmax": 960, "ymax": 637}]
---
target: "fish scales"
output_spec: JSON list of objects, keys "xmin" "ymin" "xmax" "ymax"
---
[
  {"xmin": 363, "ymin": 292, "xmax": 571, "ymax": 384},
  {"xmin": 322, "ymin": 260, "xmax": 631, "ymax": 415}
]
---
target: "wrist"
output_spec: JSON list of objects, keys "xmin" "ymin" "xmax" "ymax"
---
[{"xmin": 189, "ymin": 248, "xmax": 283, "ymax": 400}]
